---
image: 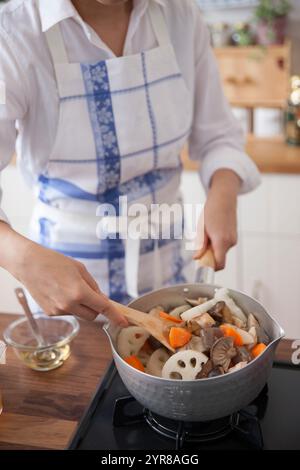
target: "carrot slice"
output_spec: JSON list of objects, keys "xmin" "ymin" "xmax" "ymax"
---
[
  {"xmin": 159, "ymin": 311, "xmax": 183, "ymax": 324},
  {"xmin": 124, "ymin": 355, "xmax": 145, "ymax": 372},
  {"xmin": 220, "ymin": 324, "xmax": 243, "ymax": 347},
  {"xmin": 251, "ymin": 343, "xmax": 267, "ymax": 358},
  {"xmin": 169, "ymin": 327, "xmax": 192, "ymax": 348}
]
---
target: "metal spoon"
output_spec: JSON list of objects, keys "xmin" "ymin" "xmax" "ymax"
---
[{"xmin": 14, "ymin": 288, "xmax": 46, "ymax": 347}]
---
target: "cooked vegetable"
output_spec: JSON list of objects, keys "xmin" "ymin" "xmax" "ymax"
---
[
  {"xmin": 220, "ymin": 324, "xmax": 254, "ymax": 346},
  {"xmin": 117, "ymin": 326, "xmax": 150, "ymax": 358},
  {"xmin": 124, "ymin": 355, "xmax": 145, "ymax": 372},
  {"xmin": 180, "ymin": 298, "xmax": 219, "ymax": 322},
  {"xmin": 208, "ymin": 367, "xmax": 225, "ymax": 378},
  {"xmin": 214, "ymin": 288, "xmax": 247, "ymax": 326},
  {"xmin": 179, "ymin": 335, "xmax": 206, "ymax": 353},
  {"xmin": 169, "ymin": 305, "xmax": 190, "ymax": 318},
  {"xmin": 248, "ymin": 326, "xmax": 258, "ymax": 346},
  {"xmin": 196, "ymin": 359, "xmax": 214, "ymax": 379},
  {"xmin": 222, "ymin": 304, "xmax": 233, "ymax": 324},
  {"xmin": 251, "ymin": 343, "xmax": 267, "ymax": 358},
  {"xmin": 146, "ymin": 348, "xmax": 170, "ymax": 377},
  {"xmin": 159, "ymin": 311, "xmax": 183, "ymax": 324},
  {"xmin": 117, "ymin": 289, "xmax": 269, "ymax": 380},
  {"xmin": 211, "ymin": 336, "xmax": 237, "ymax": 372},
  {"xmin": 169, "ymin": 327, "xmax": 192, "ymax": 349},
  {"xmin": 200, "ymin": 327, "xmax": 224, "ymax": 350},
  {"xmin": 149, "ymin": 306, "xmax": 164, "ymax": 318},
  {"xmin": 162, "ymin": 350, "xmax": 208, "ymax": 380},
  {"xmin": 219, "ymin": 324, "xmax": 243, "ymax": 347},
  {"xmin": 194, "ymin": 312, "xmax": 216, "ymax": 329},
  {"xmin": 208, "ymin": 301, "xmax": 225, "ymax": 322},
  {"xmin": 228, "ymin": 361, "xmax": 247, "ymax": 373},
  {"xmin": 232, "ymin": 346, "xmax": 252, "ymax": 365},
  {"xmin": 140, "ymin": 339, "xmax": 154, "ymax": 354}
]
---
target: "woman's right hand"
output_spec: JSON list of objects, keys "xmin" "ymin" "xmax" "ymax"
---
[{"xmin": 0, "ymin": 222, "xmax": 127, "ymax": 325}]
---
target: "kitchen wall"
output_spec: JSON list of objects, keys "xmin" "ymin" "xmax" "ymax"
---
[{"xmin": 203, "ymin": 0, "xmax": 300, "ymax": 73}]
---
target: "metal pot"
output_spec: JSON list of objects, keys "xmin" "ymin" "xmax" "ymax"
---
[{"xmin": 104, "ymin": 284, "xmax": 284, "ymax": 422}]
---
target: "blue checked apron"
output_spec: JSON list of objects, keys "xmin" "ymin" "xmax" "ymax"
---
[{"xmin": 30, "ymin": 1, "xmax": 193, "ymax": 306}]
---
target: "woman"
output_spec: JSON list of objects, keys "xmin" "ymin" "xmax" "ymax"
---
[{"xmin": 0, "ymin": 0, "xmax": 260, "ymax": 324}]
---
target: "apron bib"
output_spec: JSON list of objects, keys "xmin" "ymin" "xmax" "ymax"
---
[{"xmin": 30, "ymin": 1, "xmax": 193, "ymax": 304}]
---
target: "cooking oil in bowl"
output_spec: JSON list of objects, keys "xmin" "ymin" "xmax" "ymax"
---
[
  {"xmin": 16, "ymin": 342, "xmax": 71, "ymax": 371},
  {"xmin": 3, "ymin": 315, "xmax": 79, "ymax": 371}
]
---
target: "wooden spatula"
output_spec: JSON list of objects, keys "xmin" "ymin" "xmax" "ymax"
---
[
  {"xmin": 195, "ymin": 245, "xmax": 216, "ymax": 284},
  {"xmin": 110, "ymin": 300, "xmax": 175, "ymax": 352}
]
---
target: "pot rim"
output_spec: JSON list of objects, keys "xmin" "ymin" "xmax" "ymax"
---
[{"xmin": 105, "ymin": 283, "xmax": 285, "ymax": 384}]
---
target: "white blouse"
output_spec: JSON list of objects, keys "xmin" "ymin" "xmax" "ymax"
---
[{"xmin": 0, "ymin": 0, "xmax": 260, "ymax": 223}]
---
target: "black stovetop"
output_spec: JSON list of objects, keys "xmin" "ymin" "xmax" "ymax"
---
[{"xmin": 69, "ymin": 362, "xmax": 300, "ymax": 450}]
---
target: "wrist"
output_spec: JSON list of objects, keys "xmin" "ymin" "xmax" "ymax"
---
[
  {"xmin": 0, "ymin": 222, "xmax": 35, "ymax": 279},
  {"xmin": 209, "ymin": 169, "xmax": 241, "ymax": 199}
]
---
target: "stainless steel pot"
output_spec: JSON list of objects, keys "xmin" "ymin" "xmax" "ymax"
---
[{"xmin": 104, "ymin": 284, "xmax": 284, "ymax": 422}]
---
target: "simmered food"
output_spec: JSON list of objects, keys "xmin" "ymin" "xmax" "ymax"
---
[{"xmin": 117, "ymin": 288, "xmax": 270, "ymax": 380}]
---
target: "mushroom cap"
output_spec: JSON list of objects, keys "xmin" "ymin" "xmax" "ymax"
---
[
  {"xmin": 210, "ymin": 336, "xmax": 237, "ymax": 372},
  {"xmin": 200, "ymin": 327, "xmax": 224, "ymax": 350}
]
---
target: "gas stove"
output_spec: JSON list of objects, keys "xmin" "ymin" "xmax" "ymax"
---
[{"xmin": 69, "ymin": 358, "xmax": 300, "ymax": 450}]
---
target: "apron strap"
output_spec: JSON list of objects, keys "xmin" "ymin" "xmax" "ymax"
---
[
  {"xmin": 45, "ymin": 24, "xmax": 69, "ymax": 65},
  {"xmin": 148, "ymin": 0, "xmax": 170, "ymax": 47}
]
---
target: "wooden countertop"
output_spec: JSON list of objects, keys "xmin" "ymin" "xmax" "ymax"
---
[
  {"xmin": 0, "ymin": 313, "xmax": 111, "ymax": 450},
  {"xmin": 0, "ymin": 313, "xmax": 297, "ymax": 450},
  {"xmin": 182, "ymin": 136, "xmax": 300, "ymax": 175}
]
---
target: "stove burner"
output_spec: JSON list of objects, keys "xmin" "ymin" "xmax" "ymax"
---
[{"xmin": 113, "ymin": 385, "xmax": 268, "ymax": 450}]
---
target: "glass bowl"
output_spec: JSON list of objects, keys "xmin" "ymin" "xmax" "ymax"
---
[{"xmin": 3, "ymin": 315, "xmax": 80, "ymax": 371}]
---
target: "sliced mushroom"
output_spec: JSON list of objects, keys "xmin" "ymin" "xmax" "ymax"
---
[
  {"xmin": 208, "ymin": 301, "xmax": 225, "ymax": 322},
  {"xmin": 200, "ymin": 327, "xmax": 224, "ymax": 350},
  {"xmin": 162, "ymin": 350, "xmax": 208, "ymax": 380},
  {"xmin": 179, "ymin": 335, "xmax": 206, "ymax": 353},
  {"xmin": 195, "ymin": 359, "xmax": 214, "ymax": 379},
  {"xmin": 232, "ymin": 346, "xmax": 252, "ymax": 365},
  {"xmin": 194, "ymin": 312, "xmax": 216, "ymax": 329},
  {"xmin": 228, "ymin": 361, "xmax": 248, "ymax": 374},
  {"xmin": 211, "ymin": 336, "xmax": 237, "ymax": 372},
  {"xmin": 169, "ymin": 304, "xmax": 190, "ymax": 319}
]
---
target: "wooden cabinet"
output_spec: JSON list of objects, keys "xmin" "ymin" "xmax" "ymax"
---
[{"xmin": 214, "ymin": 44, "xmax": 291, "ymax": 108}]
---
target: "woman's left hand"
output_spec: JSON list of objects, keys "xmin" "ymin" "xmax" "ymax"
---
[{"xmin": 194, "ymin": 169, "xmax": 241, "ymax": 270}]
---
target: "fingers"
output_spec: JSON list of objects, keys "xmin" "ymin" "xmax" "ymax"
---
[
  {"xmin": 210, "ymin": 233, "xmax": 237, "ymax": 271},
  {"xmin": 81, "ymin": 285, "xmax": 128, "ymax": 327},
  {"xmin": 193, "ymin": 232, "xmax": 208, "ymax": 260},
  {"xmin": 78, "ymin": 263, "xmax": 101, "ymax": 293},
  {"xmin": 71, "ymin": 304, "xmax": 99, "ymax": 321}
]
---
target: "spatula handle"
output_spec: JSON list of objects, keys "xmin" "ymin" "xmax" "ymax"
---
[{"xmin": 110, "ymin": 300, "xmax": 148, "ymax": 326}]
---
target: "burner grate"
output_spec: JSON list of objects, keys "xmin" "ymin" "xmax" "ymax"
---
[{"xmin": 113, "ymin": 388, "xmax": 267, "ymax": 450}]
